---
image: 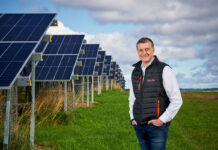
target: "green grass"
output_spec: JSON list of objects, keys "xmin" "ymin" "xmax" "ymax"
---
[
  {"xmin": 35, "ymin": 90, "xmax": 218, "ymax": 150},
  {"xmin": 168, "ymin": 92, "xmax": 218, "ymax": 150}
]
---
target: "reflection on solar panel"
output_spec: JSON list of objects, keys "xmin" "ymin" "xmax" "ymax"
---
[
  {"xmin": 44, "ymin": 35, "xmax": 84, "ymax": 54},
  {"xmin": 0, "ymin": 13, "xmax": 56, "ymax": 88},
  {"xmin": 36, "ymin": 55, "xmax": 77, "ymax": 81},
  {"xmin": 109, "ymin": 61, "xmax": 116, "ymax": 79},
  {"xmin": 94, "ymin": 51, "xmax": 105, "ymax": 76},
  {"xmin": 0, "ymin": 14, "xmax": 56, "ymax": 41},
  {"xmin": 103, "ymin": 55, "xmax": 111, "ymax": 76},
  {"xmin": 74, "ymin": 44, "xmax": 99, "ymax": 76}
]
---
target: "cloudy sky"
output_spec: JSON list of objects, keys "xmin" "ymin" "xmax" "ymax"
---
[{"xmin": 1, "ymin": 0, "xmax": 218, "ymax": 89}]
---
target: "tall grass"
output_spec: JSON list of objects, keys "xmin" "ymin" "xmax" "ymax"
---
[{"xmin": 0, "ymin": 85, "xmax": 74, "ymax": 150}]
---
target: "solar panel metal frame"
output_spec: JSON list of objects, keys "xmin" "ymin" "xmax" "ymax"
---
[{"xmin": 0, "ymin": 13, "xmax": 57, "ymax": 89}]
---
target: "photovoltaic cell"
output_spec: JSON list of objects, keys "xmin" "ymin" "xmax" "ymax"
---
[{"xmin": 43, "ymin": 35, "xmax": 84, "ymax": 54}]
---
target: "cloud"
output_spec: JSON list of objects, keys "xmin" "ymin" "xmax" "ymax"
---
[
  {"xmin": 52, "ymin": 0, "xmax": 218, "ymax": 24},
  {"xmin": 46, "ymin": 0, "xmax": 218, "ymax": 88},
  {"xmin": 29, "ymin": 6, "xmax": 50, "ymax": 13},
  {"xmin": 46, "ymin": 21, "xmax": 80, "ymax": 35}
]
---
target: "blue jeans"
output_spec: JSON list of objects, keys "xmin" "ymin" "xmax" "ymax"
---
[{"xmin": 133, "ymin": 124, "xmax": 169, "ymax": 150}]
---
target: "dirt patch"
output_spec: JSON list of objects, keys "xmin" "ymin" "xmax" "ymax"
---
[{"xmin": 182, "ymin": 93, "xmax": 218, "ymax": 101}]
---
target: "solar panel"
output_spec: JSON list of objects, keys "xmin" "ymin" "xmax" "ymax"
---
[
  {"xmin": 79, "ymin": 44, "xmax": 99, "ymax": 58},
  {"xmin": 0, "ymin": 13, "xmax": 56, "ymax": 89},
  {"xmin": 44, "ymin": 35, "xmax": 84, "ymax": 54},
  {"xmin": 94, "ymin": 51, "xmax": 105, "ymax": 76},
  {"xmin": 103, "ymin": 55, "xmax": 111, "ymax": 76},
  {"xmin": 96, "ymin": 51, "xmax": 105, "ymax": 62},
  {"xmin": 109, "ymin": 61, "xmax": 116, "ymax": 79},
  {"xmin": 115, "ymin": 64, "xmax": 119, "ymax": 80},
  {"xmin": 0, "ymin": 14, "xmax": 56, "ymax": 42},
  {"xmin": 74, "ymin": 44, "xmax": 99, "ymax": 76},
  {"xmin": 36, "ymin": 54, "xmax": 77, "ymax": 81}
]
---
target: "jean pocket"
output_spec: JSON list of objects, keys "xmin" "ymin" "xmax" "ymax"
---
[{"xmin": 150, "ymin": 123, "xmax": 164, "ymax": 128}]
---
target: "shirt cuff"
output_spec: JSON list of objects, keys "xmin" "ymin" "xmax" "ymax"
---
[{"xmin": 159, "ymin": 112, "xmax": 172, "ymax": 123}]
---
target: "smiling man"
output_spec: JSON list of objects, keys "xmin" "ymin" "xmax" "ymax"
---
[{"xmin": 129, "ymin": 37, "xmax": 183, "ymax": 150}]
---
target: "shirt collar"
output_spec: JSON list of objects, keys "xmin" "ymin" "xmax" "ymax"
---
[{"xmin": 141, "ymin": 56, "xmax": 155, "ymax": 69}]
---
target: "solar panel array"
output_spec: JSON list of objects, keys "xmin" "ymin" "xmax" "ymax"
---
[
  {"xmin": 94, "ymin": 51, "xmax": 105, "ymax": 76},
  {"xmin": 0, "ymin": 13, "xmax": 126, "ymax": 89},
  {"xmin": 0, "ymin": 13, "xmax": 56, "ymax": 88},
  {"xmin": 74, "ymin": 44, "xmax": 99, "ymax": 76}
]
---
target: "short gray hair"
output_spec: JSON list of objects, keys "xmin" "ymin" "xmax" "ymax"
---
[{"xmin": 136, "ymin": 37, "xmax": 154, "ymax": 48}]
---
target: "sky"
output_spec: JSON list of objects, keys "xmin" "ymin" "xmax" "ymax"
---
[{"xmin": 1, "ymin": 0, "xmax": 218, "ymax": 89}]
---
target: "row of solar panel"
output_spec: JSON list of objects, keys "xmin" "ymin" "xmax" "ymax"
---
[{"xmin": 0, "ymin": 13, "xmax": 124, "ymax": 88}]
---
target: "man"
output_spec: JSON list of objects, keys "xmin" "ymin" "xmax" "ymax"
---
[{"xmin": 129, "ymin": 37, "xmax": 183, "ymax": 150}]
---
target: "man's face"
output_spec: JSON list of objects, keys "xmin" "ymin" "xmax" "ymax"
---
[{"xmin": 137, "ymin": 42, "xmax": 155, "ymax": 65}]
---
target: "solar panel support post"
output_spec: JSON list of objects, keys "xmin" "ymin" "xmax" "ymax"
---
[
  {"xmin": 30, "ymin": 55, "xmax": 36, "ymax": 150},
  {"xmin": 72, "ymin": 80, "xmax": 76, "ymax": 110},
  {"xmin": 3, "ymin": 89, "xmax": 11, "ymax": 150},
  {"xmin": 97, "ymin": 76, "xmax": 100, "ymax": 95},
  {"xmin": 82, "ymin": 77, "xmax": 84, "ymax": 103},
  {"xmin": 64, "ymin": 81, "xmax": 67, "ymax": 111},
  {"xmin": 91, "ymin": 76, "xmax": 94, "ymax": 104},
  {"xmin": 86, "ymin": 76, "xmax": 89, "ymax": 107},
  {"xmin": 106, "ymin": 76, "xmax": 109, "ymax": 91},
  {"xmin": 111, "ymin": 79, "xmax": 113, "ymax": 90},
  {"xmin": 100, "ymin": 76, "xmax": 102, "ymax": 94}
]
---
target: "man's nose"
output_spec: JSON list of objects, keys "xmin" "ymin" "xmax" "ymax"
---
[{"xmin": 142, "ymin": 50, "xmax": 147, "ymax": 55}]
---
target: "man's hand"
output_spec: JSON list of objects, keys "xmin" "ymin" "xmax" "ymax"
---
[
  {"xmin": 132, "ymin": 120, "xmax": 138, "ymax": 125},
  {"xmin": 148, "ymin": 119, "xmax": 164, "ymax": 126}
]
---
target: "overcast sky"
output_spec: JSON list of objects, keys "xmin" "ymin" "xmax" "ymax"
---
[{"xmin": 1, "ymin": 0, "xmax": 218, "ymax": 89}]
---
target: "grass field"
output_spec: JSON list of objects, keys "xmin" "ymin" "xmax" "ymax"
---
[{"xmin": 34, "ymin": 89, "xmax": 218, "ymax": 150}]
